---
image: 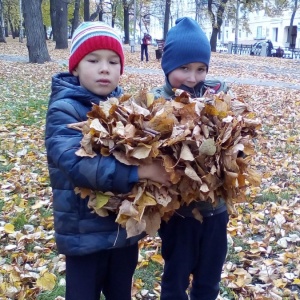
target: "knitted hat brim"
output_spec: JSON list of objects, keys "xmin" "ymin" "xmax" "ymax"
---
[{"xmin": 69, "ymin": 35, "xmax": 124, "ymax": 74}]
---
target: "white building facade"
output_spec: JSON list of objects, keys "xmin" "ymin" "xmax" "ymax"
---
[{"xmin": 149, "ymin": 1, "xmax": 300, "ymax": 48}]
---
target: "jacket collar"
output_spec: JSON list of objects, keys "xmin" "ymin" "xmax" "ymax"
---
[{"xmin": 165, "ymin": 77, "xmax": 205, "ymax": 98}]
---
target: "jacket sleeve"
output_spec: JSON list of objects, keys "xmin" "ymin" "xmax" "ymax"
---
[
  {"xmin": 45, "ymin": 98, "xmax": 138, "ymax": 194},
  {"xmin": 204, "ymin": 79, "xmax": 229, "ymax": 94}
]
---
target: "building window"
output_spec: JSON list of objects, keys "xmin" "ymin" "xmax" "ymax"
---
[
  {"xmin": 226, "ymin": 30, "xmax": 228, "ymax": 38},
  {"xmin": 256, "ymin": 26, "xmax": 262, "ymax": 39},
  {"xmin": 239, "ymin": 29, "xmax": 241, "ymax": 38}
]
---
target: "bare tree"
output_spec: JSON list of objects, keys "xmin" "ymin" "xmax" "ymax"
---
[
  {"xmin": 22, "ymin": 0, "xmax": 51, "ymax": 63},
  {"xmin": 71, "ymin": 0, "xmax": 81, "ymax": 37},
  {"xmin": 122, "ymin": 0, "xmax": 133, "ymax": 44},
  {"xmin": 55, "ymin": 0, "xmax": 69, "ymax": 49},
  {"xmin": 49, "ymin": 0, "xmax": 57, "ymax": 40},
  {"xmin": 84, "ymin": 0, "xmax": 89, "ymax": 21},
  {"xmin": 208, "ymin": 0, "xmax": 229, "ymax": 51},
  {"xmin": 163, "ymin": 0, "xmax": 171, "ymax": 39},
  {"xmin": 288, "ymin": 0, "xmax": 298, "ymax": 48},
  {"xmin": 0, "ymin": 0, "xmax": 6, "ymax": 42}
]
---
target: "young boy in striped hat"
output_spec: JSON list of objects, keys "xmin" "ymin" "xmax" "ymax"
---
[{"xmin": 45, "ymin": 21, "xmax": 170, "ymax": 300}]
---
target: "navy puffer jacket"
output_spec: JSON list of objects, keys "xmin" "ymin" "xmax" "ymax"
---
[{"xmin": 45, "ymin": 72, "xmax": 141, "ymax": 256}]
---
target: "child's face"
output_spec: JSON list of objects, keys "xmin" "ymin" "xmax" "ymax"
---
[
  {"xmin": 72, "ymin": 49, "xmax": 121, "ymax": 96},
  {"xmin": 168, "ymin": 62, "xmax": 207, "ymax": 89}
]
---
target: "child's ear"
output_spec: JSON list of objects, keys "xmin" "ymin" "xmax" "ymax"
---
[{"xmin": 72, "ymin": 69, "xmax": 78, "ymax": 76}]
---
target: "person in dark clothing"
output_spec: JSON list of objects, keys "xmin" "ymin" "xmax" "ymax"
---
[
  {"xmin": 152, "ymin": 17, "xmax": 229, "ymax": 300},
  {"xmin": 266, "ymin": 40, "xmax": 273, "ymax": 57},
  {"xmin": 276, "ymin": 46, "xmax": 284, "ymax": 58},
  {"xmin": 45, "ymin": 21, "xmax": 170, "ymax": 300},
  {"xmin": 141, "ymin": 32, "xmax": 151, "ymax": 61}
]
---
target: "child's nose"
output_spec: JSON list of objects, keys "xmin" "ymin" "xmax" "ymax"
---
[
  {"xmin": 98, "ymin": 62, "xmax": 109, "ymax": 73},
  {"xmin": 188, "ymin": 73, "xmax": 197, "ymax": 82}
]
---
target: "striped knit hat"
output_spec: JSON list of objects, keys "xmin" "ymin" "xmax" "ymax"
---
[{"xmin": 69, "ymin": 21, "xmax": 124, "ymax": 74}]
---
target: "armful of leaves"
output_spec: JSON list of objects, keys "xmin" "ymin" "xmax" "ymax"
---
[{"xmin": 68, "ymin": 89, "xmax": 262, "ymax": 238}]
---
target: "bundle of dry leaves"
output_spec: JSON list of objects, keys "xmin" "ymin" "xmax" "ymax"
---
[{"xmin": 69, "ymin": 89, "xmax": 262, "ymax": 238}]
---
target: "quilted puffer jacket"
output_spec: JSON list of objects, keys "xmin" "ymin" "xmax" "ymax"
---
[{"xmin": 45, "ymin": 72, "xmax": 142, "ymax": 256}]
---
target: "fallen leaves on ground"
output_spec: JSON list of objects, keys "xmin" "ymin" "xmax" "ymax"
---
[{"xmin": 0, "ymin": 37, "xmax": 299, "ymax": 299}]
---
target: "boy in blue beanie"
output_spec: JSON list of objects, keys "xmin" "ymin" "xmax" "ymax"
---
[
  {"xmin": 45, "ymin": 21, "xmax": 170, "ymax": 300},
  {"xmin": 152, "ymin": 17, "xmax": 229, "ymax": 300}
]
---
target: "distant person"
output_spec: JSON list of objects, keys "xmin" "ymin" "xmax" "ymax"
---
[
  {"xmin": 266, "ymin": 40, "xmax": 273, "ymax": 57},
  {"xmin": 141, "ymin": 32, "xmax": 152, "ymax": 62},
  {"xmin": 45, "ymin": 21, "xmax": 170, "ymax": 300},
  {"xmin": 276, "ymin": 46, "xmax": 284, "ymax": 58}
]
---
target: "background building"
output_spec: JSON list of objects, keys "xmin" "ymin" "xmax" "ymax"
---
[{"xmin": 148, "ymin": 1, "xmax": 300, "ymax": 48}]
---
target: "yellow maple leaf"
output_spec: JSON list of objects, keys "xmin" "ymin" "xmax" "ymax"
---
[
  {"xmin": 36, "ymin": 271, "xmax": 56, "ymax": 291},
  {"xmin": 4, "ymin": 223, "xmax": 15, "ymax": 234},
  {"xmin": 286, "ymin": 136, "xmax": 298, "ymax": 142},
  {"xmin": 94, "ymin": 192, "xmax": 109, "ymax": 209},
  {"xmin": 150, "ymin": 254, "xmax": 164, "ymax": 265},
  {"xmin": 205, "ymin": 103, "xmax": 219, "ymax": 116},
  {"xmin": 293, "ymin": 278, "xmax": 300, "ymax": 286}
]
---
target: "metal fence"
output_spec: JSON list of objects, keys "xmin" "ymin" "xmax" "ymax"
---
[{"xmin": 227, "ymin": 43, "xmax": 300, "ymax": 59}]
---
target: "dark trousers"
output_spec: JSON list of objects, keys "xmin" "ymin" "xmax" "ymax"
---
[
  {"xmin": 159, "ymin": 211, "xmax": 229, "ymax": 300},
  {"xmin": 141, "ymin": 44, "xmax": 149, "ymax": 61},
  {"xmin": 65, "ymin": 243, "xmax": 138, "ymax": 300}
]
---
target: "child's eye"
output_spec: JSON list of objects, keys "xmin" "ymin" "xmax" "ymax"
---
[
  {"xmin": 180, "ymin": 66, "xmax": 188, "ymax": 71},
  {"xmin": 198, "ymin": 68, "xmax": 206, "ymax": 72},
  {"xmin": 110, "ymin": 61, "xmax": 119, "ymax": 65},
  {"xmin": 87, "ymin": 59, "xmax": 97, "ymax": 63}
]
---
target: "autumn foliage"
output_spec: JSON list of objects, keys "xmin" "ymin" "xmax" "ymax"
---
[{"xmin": 70, "ymin": 88, "xmax": 262, "ymax": 238}]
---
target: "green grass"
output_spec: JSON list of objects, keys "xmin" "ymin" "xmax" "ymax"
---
[
  {"xmin": 9, "ymin": 97, "xmax": 48, "ymax": 126},
  {"xmin": 255, "ymin": 191, "xmax": 292, "ymax": 204},
  {"xmin": 0, "ymin": 162, "xmax": 14, "ymax": 174},
  {"xmin": 12, "ymin": 212, "xmax": 28, "ymax": 230},
  {"xmin": 134, "ymin": 259, "xmax": 163, "ymax": 292},
  {"xmin": 220, "ymin": 283, "xmax": 238, "ymax": 299},
  {"xmin": 0, "ymin": 200, "xmax": 5, "ymax": 212},
  {"xmin": 255, "ymin": 192, "xmax": 279, "ymax": 203},
  {"xmin": 37, "ymin": 275, "xmax": 66, "ymax": 300},
  {"xmin": 226, "ymin": 236, "xmax": 250, "ymax": 265}
]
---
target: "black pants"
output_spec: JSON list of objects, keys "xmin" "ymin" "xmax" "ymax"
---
[
  {"xmin": 65, "ymin": 243, "xmax": 138, "ymax": 300},
  {"xmin": 141, "ymin": 44, "xmax": 149, "ymax": 61},
  {"xmin": 159, "ymin": 211, "xmax": 229, "ymax": 300}
]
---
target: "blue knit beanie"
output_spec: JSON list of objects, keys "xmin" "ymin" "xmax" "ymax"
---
[{"xmin": 161, "ymin": 17, "xmax": 211, "ymax": 75}]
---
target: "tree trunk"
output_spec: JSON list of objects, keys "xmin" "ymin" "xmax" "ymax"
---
[
  {"xmin": 288, "ymin": 0, "xmax": 298, "ymax": 47},
  {"xmin": 208, "ymin": 0, "xmax": 228, "ymax": 52},
  {"xmin": 8, "ymin": 19, "xmax": 15, "ymax": 39},
  {"xmin": 84, "ymin": 0, "xmax": 90, "ymax": 21},
  {"xmin": 50, "ymin": 0, "xmax": 57, "ymax": 41},
  {"xmin": 123, "ymin": 0, "xmax": 130, "ymax": 44},
  {"xmin": 22, "ymin": 0, "xmax": 51, "ymax": 63},
  {"xmin": 55, "ymin": 0, "xmax": 68, "ymax": 49},
  {"xmin": 0, "ymin": 0, "xmax": 6, "ymax": 43},
  {"xmin": 111, "ymin": 2, "xmax": 117, "ymax": 27},
  {"xmin": 163, "ymin": 0, "xmax": 171, "ymax": 39},
  {"xmin": 97, "ymin": 0, "xmax": 104, "ymax": 22},
  {"xmin": 71, "ymin": 0, "xmax": 81, "ymax": 37}
]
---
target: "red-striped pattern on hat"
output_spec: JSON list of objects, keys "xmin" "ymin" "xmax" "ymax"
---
[{"xmin": 69, "ymin": 21, "xmax": 124, "ymax": 74}]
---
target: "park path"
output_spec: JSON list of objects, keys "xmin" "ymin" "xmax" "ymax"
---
[{"xmin": 1, "ymin": 53, "xmax": 300, "ymax": 91}]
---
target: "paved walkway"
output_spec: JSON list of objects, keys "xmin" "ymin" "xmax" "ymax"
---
[{"xmin": 1, "ymin": 54, "xmax": 300, "ymax": 90}]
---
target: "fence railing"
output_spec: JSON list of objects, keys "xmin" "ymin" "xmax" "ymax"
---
[{"xmin": 227, "ymin": 43, "xmax": 300, "ymax": 59}]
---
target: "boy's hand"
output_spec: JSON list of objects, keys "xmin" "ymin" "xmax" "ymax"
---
[{"xmin": 138, "ymin": 160, "xmax": 171, "ymax": 186}]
